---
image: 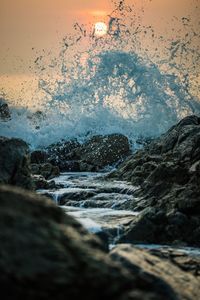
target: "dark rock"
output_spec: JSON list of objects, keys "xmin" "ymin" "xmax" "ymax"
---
[
  {"xmin": 118, "ymin": 208, "xmax": 165, "ymax": 244},
  {"xmin": 47, "ymin": 140, "xmax": 81, "ymax": 170},
  {"xmin": 46, "ymin": 134, "xmax": 131, "ymax": 172},
  {"xmin": 58, "ymin": 160, "xmax": 80, "ymax": 172},
  {"xmin": 0, "ymin": 136, "xmax": 33, "ymax": 189},
  {"xmin": 31, "ymin": 163, "xmax": 40, "ymax": 174},
  {"xmin": 0, "ymin": 185, "xmax": 181, "ymax": 300},
  {"xmin": 118, "ymin": 206, "xmax": 200, "ymax": 246},
  {"xmin": 32, "ymin": 175, "xmax": 58, "ymax": 190},
  {"xmin": 144, "ymin": 246, "xmax": 200, "ymax": 277},
  {"xmin": 77, "ymin": 134, "xmax": 131, "ymax": 170},
  {"xmin": 110, "ymin": 245, "xmax": 200, "ymax": 300},
  {"xmin": 31, "ymin": 150, "xmax": 48, "ymax": 164},
  {"xmin": 40, "ymin": 163, "xmax": 60, "ymax": 179},
  {"xmin": 113, "ymin": 115, "xmax": 200, "ymax": 246},
  {"xmin": 0, "ymin": 98, "xmax": 11, "ymax": 121},
  {"xmin": 59, "ymin": 190, "xmax": 97, "ymax": 205},
  {"xmin": 31, "ymin": 163, "xmax": 60, "ymax": 180},
  {"xmin": 79, "ymin": 161, "xmax": 97, "ymax": 172}
]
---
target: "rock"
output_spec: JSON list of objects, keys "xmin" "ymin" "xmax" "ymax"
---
[
  {"xmin": 45, "ymin": 134, "xmax": 131, "ymax": 172},
  {"xmin": 31, "ymin": 163, "xmax": 60, "ymax": 180},
  {"xmin": 119, "ymin": 206, "xmax": 200, "ymax": 246},
  {"xmin": 0, "ymin": 136, "xmax": 33, "ymax": 189},
  {"xmin": 110, "ymin": 245, "xmax": 200, "ymax": 300},
  {"xmin": 57, "ymin": 160, "xmax": 80, "ymax": 172},
  {"xmin": 32, "ymin": 175, "xmax": 58, "ymax": 190},
  {"xmin": 113, "ymin": 115, "xmax": 200, "ymax": 246},
  {"xmin": 0, "ymin": 185, "xmax": 180, "ymax": 300},
  {"xmin": 77, "ymin": 134, "xmax": 131, "ymax": 170},
  {"xmin": 142, "ymin": 246, "xmax": 200, "ymax": 277},
  {"xmin": 47, "ymin": 139, "xmax": 81, "ymax": 170},
  {"xmin": 118, "ymin": 208, "xmax": 163, "ymax": 244},
  {"xmin": 31, "ymin": 163, "xmax": 40, "ymax": 174},
  {"xmin": 59, "ymin": 190, "xmax": 97, "ymax": 205},
  {"xmin": 31, "ymin": 150, "xmax": 48, "ymax": 164},
  {"xmin": 0, "ymin": 98, "xmax": 11, "ymax": 121},
  {"xmin": 79, "ymin": 161, "xmax": 96, "ymax": 172}
]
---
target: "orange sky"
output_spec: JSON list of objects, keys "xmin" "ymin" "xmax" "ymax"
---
[
  {"xmin": 0, "ymin": 0, "xmax": 199, "ymax": 103},
  {"xmin": 0, "ymin": 0, "xmax": 199, "ymax": 74}
]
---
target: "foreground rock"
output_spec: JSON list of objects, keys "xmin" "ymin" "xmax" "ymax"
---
[
  {"xmin": 110, "ymin": 245, "xmax": 200, "ymax": 300},
  {"xmin": 113, "ymin": 115, "xmax": 200, "ymax": 246},
  {"xmin": 0, "ymin": 136, "xmax": 33, "ymax": 189},
  {"xmin": 0, "ymin": 185, "xmax": 185, "ymax": 300},
  {"xmin": 46, "ymin": 134, "xmax": 131, "ymax": 171},
  {"xmin": 142, "ymin": 245, "xmax": 200, "ymax": 277}
]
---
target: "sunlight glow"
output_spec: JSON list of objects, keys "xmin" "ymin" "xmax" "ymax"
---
[{"xmin": 94, "ymin": 22, "xmax": 108, "ymax": 37}]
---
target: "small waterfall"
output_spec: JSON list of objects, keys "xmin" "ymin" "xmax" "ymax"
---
[
  {"xmin": 37, "ymin": 172, "xmax": 140, "ymax": 244},
  {"xmin": 52, "ymin": 192, "xmax": 61, "ymax": 205}
]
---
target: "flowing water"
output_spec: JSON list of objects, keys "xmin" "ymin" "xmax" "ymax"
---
[
  {"xmin": 37, "ymin": 171, "xmax": 200, "ymax": 257},
  {"xmin": 38, "ymin": 172, "xmax": 140, "ymax": 243}
]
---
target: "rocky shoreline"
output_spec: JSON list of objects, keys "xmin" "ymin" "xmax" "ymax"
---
[
  {"xmin": 0, "ymin": 115, "xmax": 200, "ymax": 299},
  {"xmin": 110, "ymin": 115, "xmax": 200, "ymax": 247}
]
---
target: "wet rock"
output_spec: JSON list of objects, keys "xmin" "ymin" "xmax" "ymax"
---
[
  {"xmin": 118, "ymin": 208, "xmax": 162, "ymax": 244},
  {"xmin": 31, "ymin": 150, "xmax": 48, "ymax": 164},
  {"xmin": 0, "ymin": 185, "xmax": 180, "ymax": 300},
  {"xmin": 142, "ymin": 246, "xmax": 200, "ymax": 277},
  {"xmin": 59, "ymin": 189, "xmax": 97, "ymax": 205},
  {"xmin": 0, "ymin": 136, "xmax": 33, "ymax": 189},
  {"xmin": 118, "ymin": 206, "xmax": 200, "ymax": 246},
  {"xmin": 32, "ymin": 175, "xmax": 58, "ymax": 190},
  {"xmin": 31, "ymin": 163, "xmax": 40, "ymax": 174},
  {"xmin": 45, "ymin": 134, "xmax": 131, "ymax": 172},
  {"xmin": 47, "ymin": 140, "xmax": 81, "ymax": 170},
  {"xmin": 113, "ymin": 115, "xmax": 200, "ymax": 246},
  {"xmin": 0, "ymin": 98, "xmax": 11, "ymax": 121},
  {"xmin": 58, "ymin": 160, "xmax": 80, "ymax": 172},
  {"xmin": 77, "ymin": 134, "xmax": 131, "ymax": 170},
  {"xmin": 79, "ymin": 161, "xmax": 97, "ymax": 172},
  {"xmin": 31, "ymin": 163, "xmax": 60, "ymax": 180},
  {"xmin": 110, "ymin": 245, "xmax": 200, "ymax": 300}
]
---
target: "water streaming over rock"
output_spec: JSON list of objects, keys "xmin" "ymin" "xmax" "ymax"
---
[
  {"xmin": 37, "ymin": 172, "xmax": 139, "ymax": 243},
  {"xmin": 37, "ymin": 171, "xmax": 200, "ymax": 255}
]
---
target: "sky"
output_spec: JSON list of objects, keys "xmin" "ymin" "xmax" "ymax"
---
[{"xmin": 0, "ymin": 0, "xmax": 199, "ymax": 102}]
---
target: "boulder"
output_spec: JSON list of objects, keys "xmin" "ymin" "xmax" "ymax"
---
[
  {"xmin": 31, "ymin": 163, "xmax": 60, "ymax": 179},
  {"xmin": 47, "ymin": 139, "xmax": 81, "ymax": 170},
  {"xmin": 0, "ymin": 185, "xmax": 181, "ymax": 300},
  {"xmin": 31, "ymin": 150, "xmax": 48, "ymax": 164},
  {"xmin": 77, "ymin": 134, "xmax": 131, "ymax": 170},
  {"xmin": 113, "ymin": 115, "xmax": 200, "ymax": 246},
  {"xmin": 32, "ymin": 175, "xmax": 58, "ymax": 190},
  {"xmin": 118, "ymin": 207, "xmax": 200, "ymax": 246},
  {"xmin": 143, "ymin": 245, "xmax": 200, "ymax": 277},
  {"xmin": 0, "ymin": 136, "xmax": 33, "ymax": 189},
  {"xmin": 45, "ymin": 134, "xmax": 131, "ymax": 172},
  {"xmin": 110, "ymin": 245, "xmax": 200, "ymax": 300}
]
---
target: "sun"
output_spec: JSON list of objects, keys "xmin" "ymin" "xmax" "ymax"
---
[{"xmin": 94, "ymin": 22, "xmax": 108, "ymax": 37}]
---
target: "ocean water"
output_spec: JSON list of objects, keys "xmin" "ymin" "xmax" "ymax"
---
[{"xmin": 1, "ymin": 0, "xmax": 199, "ymax": 148}]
